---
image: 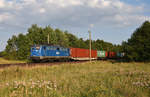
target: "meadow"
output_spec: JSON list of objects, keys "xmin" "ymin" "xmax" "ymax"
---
[
  {"xmin": 0, "ymin": 61, "xmax": 150, "ymax": 97},
  {"xmin": 0, "ymin": 58, "xmax": 26, "ymax": 64}
]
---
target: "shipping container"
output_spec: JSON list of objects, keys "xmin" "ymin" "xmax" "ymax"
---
[
  {"xmin": 117, "ymin": 52, "xmax": 122, "ymax": 57},
  {"xmin": 105, "ymin": 51, "xmax": 108, "ymax": 57},
  {"xmin": 121, "ymin": 53, "xmax": 125, "ymax": 57},
  {"xmin": 108, "ymin": 52, "xmax": 116, "ymax": 58},
  {"xmin": 97, "ymin": 51, "xmax": 107, "ymax": 58},
  {"xmin": 70, "ymin": 48, "xmax": 97, "ymax": 60}
]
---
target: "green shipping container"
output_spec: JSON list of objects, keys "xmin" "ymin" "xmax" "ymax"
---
[{"xmin": 97, "ymin": 51, "xmax": 106, "ymax": 57}]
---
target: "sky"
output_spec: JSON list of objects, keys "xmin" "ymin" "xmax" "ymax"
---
[{"xmin": 0, "ymin": 0, "xmax": 150, "ymax": 51}]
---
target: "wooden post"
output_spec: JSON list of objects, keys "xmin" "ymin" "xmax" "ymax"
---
[
  {"xmin": 88, "ymin": 30, "xmax": 91, "ymax": 62},
  {"xmin": 48, "ymin": 33, "xmax": 49, "ymax": 44}
]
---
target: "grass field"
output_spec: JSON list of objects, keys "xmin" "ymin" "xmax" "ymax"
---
[
  {"xmin": 0, "ymin": 57, "xmax": 26, "ymax": 64},
  {"xmin": 0, "ymin": 61, "xmax": 150, "ymax": 97}
]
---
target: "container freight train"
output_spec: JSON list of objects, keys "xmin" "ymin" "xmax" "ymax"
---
[{"xmin": 30, "ymin": 45, "xmax": 124, "ymax": 61}]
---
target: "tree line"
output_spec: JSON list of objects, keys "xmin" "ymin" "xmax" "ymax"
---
[
  {"xmin": 1, "ymin": 21, "xmax": 150, "ymax": 62},
  {"xmin": 122, "ymin": 21, "xmax": 150, "ymax": 62},
  {"xmin": 0, "ymin": 24, "xmax": 121, "ymax": 60}
]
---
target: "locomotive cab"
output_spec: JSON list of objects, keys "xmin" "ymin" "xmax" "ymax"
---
[{"xmin": 30, "ymin": 45, "xmax": 42, "ymax": 60}]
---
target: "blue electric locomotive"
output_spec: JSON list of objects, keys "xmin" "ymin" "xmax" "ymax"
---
[{"xmin": 30, "ymin": 45, "xmax": 70, "ymax": 61}]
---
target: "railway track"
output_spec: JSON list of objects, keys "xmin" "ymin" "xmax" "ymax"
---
[{"xmin": 0, "ymin": 61, "xmax": 88, "ymax": 69}]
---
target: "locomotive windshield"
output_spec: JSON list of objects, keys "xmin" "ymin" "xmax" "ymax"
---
[
  {"xmin": 36, "ymin": 46, "xmax": 40, "ymax": 50},
  {"xmin": 31, "ymin": 46, "xmax": 40, "ymax": 50}
]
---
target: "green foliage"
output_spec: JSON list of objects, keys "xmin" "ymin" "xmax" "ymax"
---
[
  {"xmin": 122, "ymin": 21, "xmax": 150, "ymax": 62},
  {"xmin": 5, "ymin": 24, "xmax": 70, "ymax": 60},
  {"xmin": 0, "ymin": 51, "xmax": 7, "ymax": 57},
  {"xmin": 5, "ymin": 24, "xmax": 121, "ymax": 60},
  {"xmin": 91, "ymin": 39, "xmax": 119, "ymax": 51},
  {"xmin": 65, "ymin": 31, "xmax": 79, "ymax": 48}
]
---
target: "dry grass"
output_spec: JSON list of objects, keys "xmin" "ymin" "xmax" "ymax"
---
[
  {"xmin": 0, "ymin": 61, "xmax": 150, "ymax": 97},
  {"xmin": 0, "ymin": 57, "xmax": 26, "ymax": 64}
]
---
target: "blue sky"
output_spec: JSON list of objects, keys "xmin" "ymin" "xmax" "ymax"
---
[{"xmin": 0, "ymin": 0, "xmax": 150, "ymax": 51}]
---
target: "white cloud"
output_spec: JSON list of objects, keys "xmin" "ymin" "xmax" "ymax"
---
[
  {"xmin": 0, "ymin": 0, "xmax": 5, "ymax": 8},
  {"xmin": 0, "ymin": 0, "xmax": 14, "ymax": 8},
  {"xmin": 0, "ymin": 0, "xmax": 149, "ymax": 29},
  {"xmin": 0, "ymin": 13, "xmax": 13, "ymax": 23},
  {"xmin": 113, "ymin": 1, "xmax": 124, "ymax": 9},
  {"xmin": 39, "ymin": 8, "xmax": 46, "ymax": 13},
  {"xmin": 87, "ymin": 0, "xmax": 111, "ymax": 8},
  {"xmin": 137, "ymin": 16, "xmax": 150, "ymax": 21},
  {"xmin": 22, "ymin": 0, "xmax": 37, "ymax": 5},
  {"xmin": 46, "ymin": 0, "xmax": 83, "ymax": 7}
]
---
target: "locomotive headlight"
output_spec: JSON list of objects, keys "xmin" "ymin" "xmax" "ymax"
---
[{"xmin": 56, "ymin": 52, "xmax": 60, "ymax": 55}]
